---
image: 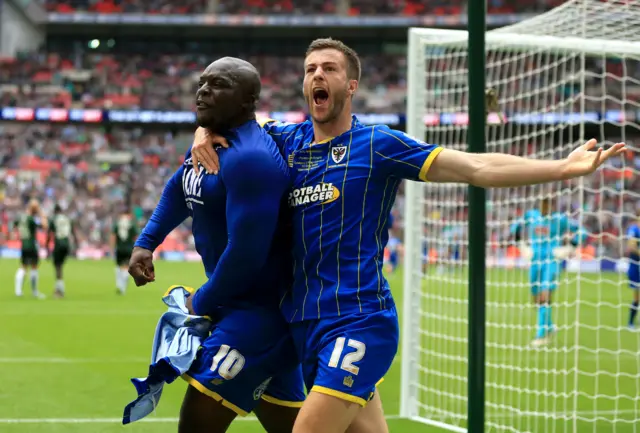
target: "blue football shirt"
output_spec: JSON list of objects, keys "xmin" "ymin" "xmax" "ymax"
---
[
  {"xmin": 136, "ymin": 120, "xmax": 292, "ymax": 315},
  {"xmin": 262, "ymin": 116, "xmax": 442, "ymax": 322}
]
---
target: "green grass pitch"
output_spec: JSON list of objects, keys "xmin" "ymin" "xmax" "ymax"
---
[{"xmin": 0, "ymin": 258, "xmax": 638, "ymax": 432}]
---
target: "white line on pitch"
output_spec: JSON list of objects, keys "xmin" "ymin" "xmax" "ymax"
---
[{"xmin": 0, "ymin": 416, "xmax": 402, "ymax": 424}]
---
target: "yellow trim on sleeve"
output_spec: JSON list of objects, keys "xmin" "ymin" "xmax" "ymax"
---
[
  {"xmin": 375, "ymin": 378, "xmax": 384, "ymax": 387},
  {"xmin": 310, "ymin": 386, "xmax": 367, "ymax": 407},
  {"xmin": 181, "ymin": 374, "xmax": 249, "ymax": 416},
  {"xmin": 419, "ymin": 146, "xmax": 444, "ymax": 182},
  {"xmin": 258, "ymin": 117, "xmax": 276, "ymax": 127},
  {"xmin": 261, "ymin": 394, "xmax": 305, "ymax": 408}
]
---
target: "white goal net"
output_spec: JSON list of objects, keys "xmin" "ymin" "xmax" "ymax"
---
[{"xmin": 401, "ymin": 1, "xmax": 640, "ymax": 432}]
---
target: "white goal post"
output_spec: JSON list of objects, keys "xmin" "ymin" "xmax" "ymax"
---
[{"xmin": 401, "ymin": 1, "xmax": 640, "ymax": 432}]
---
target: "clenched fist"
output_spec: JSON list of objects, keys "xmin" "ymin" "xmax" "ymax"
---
[{"xmin": 128, "ymin": 247, "xmax": 156, "ymax": 287}]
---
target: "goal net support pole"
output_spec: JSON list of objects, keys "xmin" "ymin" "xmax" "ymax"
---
[
  {"xmin": 401, "ymin": 1, "xmax": 640, "ymax": 431},
  {"xmin": 466, "ymin": 1, "xmax": 488, "ymax": 433}
]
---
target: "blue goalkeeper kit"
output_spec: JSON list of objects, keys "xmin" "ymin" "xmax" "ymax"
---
[
  {"xmin": 123, "ymin": 286, "xmax": 211, "ymax": 424},
  {"xmin": 262, "ymin": 116, "xmax": 441, "ymax": 406},
  {"xmin": 135, "ymin": 120, "xmax": 304, "ymax": 415},
  {"xmin": 511, "ymin": 209, "xmax": 582, "ymax": 295},
  {"xmin": 510, "ymin": 208, "xmax": 584, "ymax": 340}
]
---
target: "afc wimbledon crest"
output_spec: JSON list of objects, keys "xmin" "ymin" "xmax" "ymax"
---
[{"xmin": 331, "ymin": 145, "xmax": 347, "ymax": 164}]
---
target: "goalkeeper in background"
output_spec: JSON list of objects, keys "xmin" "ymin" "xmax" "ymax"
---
[
  {"xmin": 510, "ymin": 197, "xmax": 585, "ymax": 346},
  {"xmin": 626, "ymin": 215, "xmax": 640, "ymax": 329}
]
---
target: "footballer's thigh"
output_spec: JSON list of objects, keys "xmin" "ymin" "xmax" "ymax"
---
[
  {"xmin": 254, "ymin": 399, "xmax": 300, "ymax": 433},
  {"xmin": 255, "ymin": 363, "xmax": 305, "ymax": 432},
  {"xmin": 294, "ymin": 390, "xmax": 362, "ymax": 433},
  {"xmin": 291, "ymin": 306, "xmax": 399, "ymax": 433},
  {"xmin": 347, "ymin": 391, "xmax": 388, "ymax": 433},
  {"xmin": 53, "ymin": 246, "xmax": 69, "ymax": 275},
  {"xmin": 179, "ymin": 384, "xmax": 237, "ymax": 433}
]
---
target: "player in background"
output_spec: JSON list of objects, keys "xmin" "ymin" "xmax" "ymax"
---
[
  {"xmin": 111, "ymin": 209, "xmax": 138, "ymax": 295},
  {"xmin": 128, "ymin": 57, "xmax": 304, "ymax": 433},
  {"xmin": 47, "ymin": 205, "xmax": 76, "ymax": 298},
  {"xmin": 437, "ymin": 224, "xmax": 463, "ymax": 274},
  {"xmin": 190, "ymin": 38, "xmax": 625, "ymax": 433},
  {"xmin": 510, "ymin": 197, "xmax": 585, "ymax": 346},
  {"xmin": 626, "ymin": 214, "xmax": 640, "ymax": 329},
  {"xmin": 13, "ymin": 199, "xmax": 48, "ymax": 299}
]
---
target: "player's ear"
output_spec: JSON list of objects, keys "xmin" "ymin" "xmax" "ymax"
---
[{"xmin": 348, "ymin": 79, "xmax": 358, "ymax": 96}]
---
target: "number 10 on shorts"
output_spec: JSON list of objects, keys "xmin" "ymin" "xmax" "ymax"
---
[
  {"xmin": 328, "ymin": 337, "xmax": 366, "ymax": 375},
  {"xmin": 210, "ymin": 345, "xmax": 246, "ymax": 380}
]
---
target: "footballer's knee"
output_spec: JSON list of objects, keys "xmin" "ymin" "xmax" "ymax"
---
[
  {"xmin": 254, "ymin": 399, "xmax": 299, "ymax": 433},
  {"xmin": 292, "ymin": 391, "xmax": 360, "ymax": 433},
  {"xmin": 178, "ymin": 385, "xmax": 237, "ymax": 433},
  {"xmin": 346, "ymin": 392, "xmax": 388, "ymax": 433}
]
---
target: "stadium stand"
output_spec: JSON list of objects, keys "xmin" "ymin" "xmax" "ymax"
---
[
  {"xmin": 40, "ymin": 0, "xmax": 564, "ymax": 15},
  {"xmin": 1, "ymin": 50, "xmax": 638, "ymax": 112}
]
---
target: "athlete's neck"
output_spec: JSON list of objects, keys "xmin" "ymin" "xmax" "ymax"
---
[
  {"xmin": 205, "ymin": 113, "xmax": 256, "ymax": 135},
  {"xmin": 312, "ymin": 112, "xmax": 353, "ymax": 144}
]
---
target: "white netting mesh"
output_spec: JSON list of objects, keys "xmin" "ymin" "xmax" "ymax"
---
[{"xmin": 402, "ymin": 1, "xmax": 640, "ymax": 432}]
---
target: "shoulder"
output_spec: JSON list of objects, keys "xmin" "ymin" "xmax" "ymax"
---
[
  {"xmin": 260, "ymin": 117, "xmax": 305, "ymax": 135},
  {"xmin": 370, "ymin": 124, "xmax": 434, "ymax": 148},
  {"xmin": 221, "ymin": 141, "xmax": 289, "ymax": 187}
]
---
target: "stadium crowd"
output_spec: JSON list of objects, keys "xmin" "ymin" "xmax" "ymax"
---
[
  {"xmin": 0, "ymin": 123, "xmax": 195, "ymax": 254},
  {"xmin": 1, "ymin": 49, "xmax": 638, "ymax": 113},
  {"xmin": 41, "ymin": 0, "xmax": 563, "ymax": 15}
]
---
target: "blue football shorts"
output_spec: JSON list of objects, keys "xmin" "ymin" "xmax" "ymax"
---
[
  {"xmin": 530, "ymin": 261, "xmax": 560, "ymax": 296},
  {"xmin": 183, "ymin": 306, "xmax": 305, "ymax": 415},
  {"xmin": 290, "ymin": 305, "xmax": 399, "ymax": 407},
  {"xmin": 629, "ymin": 264, "xmax": 640, "ymax": 290}
]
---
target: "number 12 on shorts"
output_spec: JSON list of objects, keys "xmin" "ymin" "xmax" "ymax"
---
[{"xmin": 328, "ymin": 337, "xmax": 366, "ymax": 375}]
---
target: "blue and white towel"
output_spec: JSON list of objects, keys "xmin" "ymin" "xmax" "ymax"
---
[{"xmin": 122, "ymin": 285, "xmax": 212, "ymax": 424}]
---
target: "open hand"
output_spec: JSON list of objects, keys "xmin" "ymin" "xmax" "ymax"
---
[
  {"xmin": 191, "ymin": 127, "xmax": 229, "ymax": 175},
  {"xmin": 128, "ymin": 247, "xmax": 155, "ymax": 287},
  {"xmin": 564, "ymin": 139, "xmax": 626, "ymax": 178}
]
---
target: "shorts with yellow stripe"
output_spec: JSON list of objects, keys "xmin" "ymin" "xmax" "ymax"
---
[
  {"xmin": 182, "ymin": 306, "xmax": 305, "ymax": 415},
  {"xmin": 290, "ymin": 305, "xmax": 399, "ymax": 407}
]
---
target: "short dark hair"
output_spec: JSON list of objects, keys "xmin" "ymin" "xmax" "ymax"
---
[{"xmin": 305, "ymin": 38, "xmax": 361, "ymax": 82}]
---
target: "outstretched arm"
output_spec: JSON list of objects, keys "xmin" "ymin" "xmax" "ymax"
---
[
  {"xmin": 427, "ymin": 139, "xmax": 625, "ymax": 187},
  {"xmin": 190, "ymin": 150, "xmax": 289, "ymax": 317}
]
